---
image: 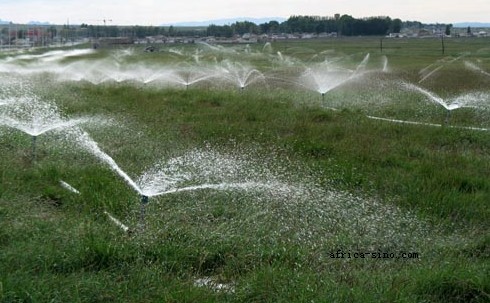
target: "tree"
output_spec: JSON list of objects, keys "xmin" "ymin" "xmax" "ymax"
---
[
  {"xmin": 204, "ymin": 14, "xmax": 408, "ymax": 38},
  {"xmin": 338, "ymin": 14, "xmax": 355, "ymax": 36},
  {"xmin": 259, "ymin": 21, "xmax": 280, "ymax": 34},
  {"xmin": 47, "ymin": 26, "xmax": 57, "ymax": 39},
  {"xmin": 17, "ymin": 29, "xmax": 26, "ymax": 39},
  {"xmin": 445, "ymin": 24, "xmax": 452, "ymax": 36},
  {"xmin": 467, "ymin": 26, "xmax": 472, "ymax": 35},
  {"xmin": 231, "ymin": 21, "xmax": 259, "ymax": 35},
  {"xmin": 206, "ymin": 24, "xmax": 233, "ymax": 38},
  {"xmin": 391, "ymin": 18, "xmax": 402, "ymax": 33}
]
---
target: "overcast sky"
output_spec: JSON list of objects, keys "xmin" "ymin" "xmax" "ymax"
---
[{"xmin": 1, "ymin": 0, "xmax": 489, "ymax": 25}]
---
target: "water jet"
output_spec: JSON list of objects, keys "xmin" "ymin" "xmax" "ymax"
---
[
  {"xmin": 299, "ymin": 53, "xmax": 370, "ymax": 100},
  {"xmin": 402, "ymin": 82, "xmax": 489, "ymax": 126},
  {"xmin": 0, "ymin": 96, "xmax": 104, "ymax": 161},
  {"xmin": 217, "ymin": 60, "xmax": 266, "ymax": 90}
]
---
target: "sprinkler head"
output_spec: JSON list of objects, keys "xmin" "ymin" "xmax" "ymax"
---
[
  {"xmin": 31, "ymin": 135, "xmax": 38, "ymax": 162},
  {"xmin": 445, "ymin": 110, "xmax": 451, "ymax": 125},
  {"xmin": 139, "ymin": 195, "xmax": 149, "ymax": 230}
]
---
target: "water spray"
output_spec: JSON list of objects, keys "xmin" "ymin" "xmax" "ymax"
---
[
  {"xmin": 104, "ymin": 211, "xmax": 131, "ymax": 233},
  {"xmin": 60, "ymin": 180, "xmax": 80, "ymax": 194}
]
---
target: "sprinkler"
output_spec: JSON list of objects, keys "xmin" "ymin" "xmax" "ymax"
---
[
  {"xmin": 321, "ymin": 92, "xmax": 325, "ymax": 102},
  {"xmin": 139, "ymin": 195, "xmax": 149, "ymax": 230},
  {"xmin": 31, "ymin": 135, "xmax": 37, "ymax": 161},
  {"xmin": 445, "ymin": 110, "xmax": 451, "ymax": 125}
]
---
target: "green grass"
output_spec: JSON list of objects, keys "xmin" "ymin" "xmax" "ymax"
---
[{"xmin": 1, "ymin": 37, "xmax": 489, "ymax": 302}]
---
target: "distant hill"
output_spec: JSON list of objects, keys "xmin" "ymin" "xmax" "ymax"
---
[
  {"xmin": 27, "ymin": 21, "xmax": 51, "ymax": 25},
  {"xmin": 162, "ymin": 17, "xmax": 287, "ymax": 27},
  {"xmin": 453, "ymin": 22, "xmax": 490, "ymax": 28},
  {"xmin": 0, "ymin": 19, "xmax": 52, "ymax": 25}
]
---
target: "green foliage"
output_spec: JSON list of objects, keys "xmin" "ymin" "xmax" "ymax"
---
[{"xmin": 207, "ymin": 15, "xmax": 399, "ymax": 36}]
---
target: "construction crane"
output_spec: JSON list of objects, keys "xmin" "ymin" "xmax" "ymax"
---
[
  {"xmin": 100, "ymin": 19, "xmax": 113, "ymax": 26},
  {"xmin": 83, "ymin": 18, "xmax": 114, "ymax": 42},
  {"xmin": 85, "ymin": 19, "xmax": 113, "ymax": 26}
]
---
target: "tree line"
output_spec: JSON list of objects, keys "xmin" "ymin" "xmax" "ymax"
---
[
  {"xmin": 79, "ymin": 24, "xmax": 204, "ymax": 39},
  {"xmin": 207, "ymin": 15, "xmax": 404, "ymax": 37},
  {"xmin": 79, "ymin": 14, "xmax": 405, "ymax": 39}
]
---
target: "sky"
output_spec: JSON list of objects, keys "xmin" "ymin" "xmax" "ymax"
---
[{"xmin": 1, "ymin": 0, "xmax": 489, "ymax": 25}]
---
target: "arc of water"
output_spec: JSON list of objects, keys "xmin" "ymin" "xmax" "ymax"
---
[
  {"xmin": 355, "ymin": 53, "xmax": 370, "ymax": 74},
  {"xmin": 381, "ymin": 55, "xmax": 389, "ymax": 72},
  {"xmin": 76, "ymin": 130, "xmax": 142, "ymax": 195},
  {"xmin": 192, "ymin": 49, "xmax": 204, "ymax": 63},
  {"xmin": 401, "ymin": 81, "xmax": 455, "ymax": 124},
  {"xmin": 239, "ymin": 69, "xmax": 266, "ymax": 89},
  {"xmin": 464, "ymin": 61, "xmax": 490, "ymax": 77},
  {"xmin": 367, "ymin": 115, "xmax": 490, "ymax": 132},
  {"xmin": 401, "ymin": 82, "xmax": 490, "ymax": 125},
  {"xmin": 0, "ymin": 116, "xmax": 94, "ymax": 137},
  {"xmin": 402, "ymin": 82, "xmax": 448, "ymax": 109},
  {"xmin": 419, "ymin": 54, "xmax": 467, "ymax": 83},
  {"xmin": 419, "ymin": 65, "xmax": 444, "ymax": 83},
  {"xmin": 449, "ymin": 92, "xmax": 490, "ymax": 110},
  {"xmin": 76, "ymin": 132, "xmax": 261, "ymax": 200},
  {"xmin": 217, "ymin": 62, "xmax": 266, "ymax": 89},
  {"xmin": 303, "ymin": 67, "xmax": 356, "ymax": 97},
  {"xmin": 404, "ymin": 82, "xmax": 488, "ymax": 112},
  {"xmin": 167, "ymin": 69, "xmax": 217, "ymax": 88},
  {"xmin": 75, "ymin": 133, "xmax": 294, "ymax": 229},
  {"xmin": 141, "ymin": 181, "xmax": 263, "ymax": 198},
  {"xmin": 77, "ymin": 130, "xmax": 151, "ymax": 229},
  {"xmin": 298, "ymin": 53, "xmax": 371, "ymax": 98},
  {"xmin": 1, "ymin": 111, "xmax": 101, "ymax": 161},
  {"xmin": 142, "ymin": 69, "xmax": 173, "ymax": 84}
]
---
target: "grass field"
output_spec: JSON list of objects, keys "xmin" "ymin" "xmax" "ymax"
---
[{"xmin": 0, "ymin": 37, "xmax": 489, "ymax": 302}]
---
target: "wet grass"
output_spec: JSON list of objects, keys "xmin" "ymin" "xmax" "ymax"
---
[{"xmin": 1, "ymin": 37, "xmax": 489, "ymax": 302}]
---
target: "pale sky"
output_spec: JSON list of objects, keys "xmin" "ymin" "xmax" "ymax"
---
[{"xmin": 1, "ymin": 0, "xmax": 489, "ymax": 25}]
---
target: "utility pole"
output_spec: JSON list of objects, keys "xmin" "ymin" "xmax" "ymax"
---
[
  {"xmin": 8, "ymin": 22, "xmax": 11, "ymax": 49},
  {"xmin": 441, "ymin": 33, "xmax": 445, "ymax": 55},
  {"xmin": 65, "ymin": 19, "xmax": 69, "ymax": 45}
]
